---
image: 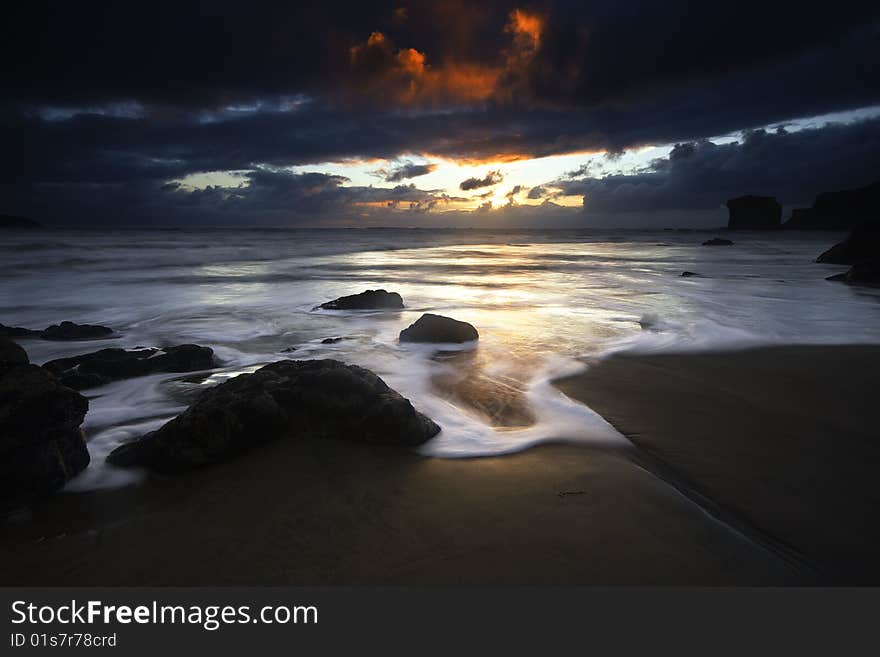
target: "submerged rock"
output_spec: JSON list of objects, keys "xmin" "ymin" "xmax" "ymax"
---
[
  {"xmin": 0, "ymin": 338, "xmax": 89, "ymax": 504},
  {"xmin": 399, "ymin": 313, "xmax": 479, "ymax": 344},
  {"xmin": 680, "ymin": 271, "xmax": 701, "ymax": 277},
  {"xmin": 317, "ymin": 289, "xmax": 404, "ymax": 310},
  {"xmin": 826, "ymin": 261, "xmax": 880, "ymax": 287},
  {"xmin": 726, "ymin": 195, "xmax": 782, "ymax": 229},
  {"xmin": 107, "ymin": 359, "xmax": 440, "ymax": 472},
  {"xmin": 702, "ymin": 238, "xmax": 734, "ymax": 246},
  {"xmin": 43, "ymin": 344, "xmax": 216, "ymax": 390},
  {"xmin": 816, "ymin": 223, "xmax": 880, "ymax": 265}
]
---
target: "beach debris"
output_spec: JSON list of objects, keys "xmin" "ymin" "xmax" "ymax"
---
[
  {"xmin": 702, "ymin": 237, "xmax": 734, "ymax": 246},
  {"xmin": 399, "ymin": 313, "xmax": 479, "ymax": 344},
  {"xmin": 0, "ymin": 337, "xmax": 90, "ymax": 506},
  {"xmin": 43, "ymin": 344, "xmax": 216, "ymax": 390},
  {"xmin": 107, "ymin": 359, "xmax": 441, "ymax": 472},
  {"xmin": 316, "ymin": 289, "xmax": 404, "ymax": 310}
]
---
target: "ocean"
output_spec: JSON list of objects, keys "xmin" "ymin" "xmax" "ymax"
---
[{"xmin": 2, "ymin": 227, "xmax": 878, "ymax": 489}]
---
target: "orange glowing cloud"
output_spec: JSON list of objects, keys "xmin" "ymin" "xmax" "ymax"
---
[{"xmin": 346, "ymin": 7, "xmax": 545, "ymax": 108}]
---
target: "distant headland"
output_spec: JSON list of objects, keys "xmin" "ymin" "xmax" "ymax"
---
[
  {"xmin": 726, "ymin": 181, "xmax": 880, "ymax": 230},
  {"xmin": 0, "ymin": 214, "xmax": 43, "ymax": 230}
]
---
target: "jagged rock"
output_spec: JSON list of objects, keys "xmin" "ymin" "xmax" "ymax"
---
[
  {"xmin": 107, "ymin": 359, "xmax": 440, "ymax": 472},
  {"xmin": 702, "ymin": 238, "xmax": 734, "ymax": 246},
  {"xmin": 826, "ymin": 261, "xmax": 880, "ymax": 287},
  {"xmin": 40, "ymin": 321, "xmax": 114, "ymax": 341},
  {"xmin": 1, "ymin": 338, "xmax": 89, "ymax": 504},
  {"xmin": 399, "ymin": 313, "xmax": 479, "ymax": 344},
  {"xmin": 785, "ymin": 180, "xmax": 880, "ymax": 230},
  {"xmin": 726, "ymin": 195, "xmax": 781, "ymax": 229},
  {"xmin": 317, "ymin": 289, "xmax": 404, "ymax": 310},
  {"xmin": 43, "ymin": 344, "xmax": 216, "ymax": 390},
  {"xmin": 816, "ymin": 223, "xmax": 880, "ymax": 265}
]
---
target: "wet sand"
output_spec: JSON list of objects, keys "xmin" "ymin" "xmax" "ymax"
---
[
  {"xmin": 555, "ymin": 345, "xmax": 880, "ymax": 584},
  {"xmin": 2, "ymin": 345, "xmax": 875, "ymax": 585}
]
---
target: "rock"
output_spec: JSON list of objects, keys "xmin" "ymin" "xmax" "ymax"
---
[
  {"xmin": 0, "ymin": 323, "xmax": 42, "ymax": 339},
  {"xmin": 107, "ymin": 359, "xmax": 440, "ymax": 472},
  {"xmin": 0, "ymin": 337, "xmax": 29, "ymax": 367},
  {"xmin": 726, "ymin": 195, "xmax": 782, "ymax": 229},
  {"xmin": 399, "ymin": 313, "xmax": 479, "ymax": 344},
  {"xmin": 317, "ymin": 289, "xmax": 404, "ymax": 310},
  {"xmin": 816, "ymin": 223, "xmax": 880, "ymax": 265},
  {"xmin": 43, "ymin": 344, "xmax": 216, "ymax": 390},
  {"xmin": 826, "ymin": 261, "xmax": 880, "ymax": 287},
  {"xmin": 1, "ymin": 340, "xmax": 89, "ymax": 504},
  {"xmin": 281, "ymin": 346, "xmax": 298, "ymax": 353},
  {"xmin": 785, "ymin": 180, "xmax": 880, "ymax": 230},
  {"xmin": 0, "ymin": 214, "xmax": 42, "ymax": 230},
  {"xmin": 680, "ymin": 271, "xmax": 701, "ymax": 277},
  {"xmin": 40, "ymin": 321, "xmax": 114, "ymax": 341},
  {"xmin": 321, "ymin": 337, "xmax": 345, "ymax": 344},
  {"xmin": 702, "ymin": 238, "xmax": 734, "ymax": 246}
]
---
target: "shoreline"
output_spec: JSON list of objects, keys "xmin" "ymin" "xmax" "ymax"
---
[
  {"xmin": 555, "ymin": 344, "xmax": 880, "ymax": 583},
  {"xmin": 1, "ymin": 344, "xmax": 877, "ymax": 584}
]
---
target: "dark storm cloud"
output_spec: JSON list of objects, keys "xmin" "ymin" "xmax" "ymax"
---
[
  {"xmin": 8, "ymin": 168, "xmax": 461, "ymax": 227},
  {"xmin": 460, "ymin": 171, "xmax": 504, "ymax": 191},
  {"xmin": 552, "ymin": 118, "xmax": 880, "ymax": 213},
  {"xmin": 3, "ymin": 1, "xmax": 880, "ymax": 225},
  {"xmin": 381, "ymin": 162, "xmax": 438, "ymax": 182}
]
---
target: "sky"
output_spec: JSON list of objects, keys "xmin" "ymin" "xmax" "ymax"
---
[{"xmin": 3, "ymin": 1, "xmax": 879, "ymax": 228}]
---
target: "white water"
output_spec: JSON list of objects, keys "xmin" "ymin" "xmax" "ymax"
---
[{"xmin": 2, "ymin": 228, "xmax": 878, "ymax": 489}]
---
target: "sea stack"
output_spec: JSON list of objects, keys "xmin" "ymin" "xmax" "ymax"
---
[{"xmin": 726, "ymin": 196, "xmax": 782, "ymax": 229}]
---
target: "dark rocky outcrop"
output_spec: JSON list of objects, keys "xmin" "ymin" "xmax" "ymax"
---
[
  {"xmin": 43, "ymin": 344, "xmax": 216, "ymax": 390},
  {"xmin": 702, "ymin": 238, "xmax": 734, "ymax": 246},
  {"xmin": 826, "ymin": 262, "xmax": 880, "ymax": 287},
  {"xmin": 785, "ymin": 180, "xmax": 880, "ymax": 230},
  {"xmin": 726, "ymin": 196, "xmax": 781, "ymax": 229},
  {"xmin": 1, "ymin": 337, "xmax": 29, "ymax": 367},
  {"xmin": 816, "ymin": 223, "xmax": 880, "ymax": 265},
  {"xmin": 680, "ymin": 271, "xmax": 701, "ymax": 277},
  {"xmin": 317, "ymin": 289, "xmax": 404, "ymax": 310},
  {"xmin": 1, "ymin": 321, "xmax": 115, "ymax": 341},
  {"xmin": 41, "ymin": 321, "xmax": 114, "ymax": 341},
  {"xmin": 107, "ymin": 359, "xmax": 440, "ymax": 472},
  {"xmin": 0, "ymin": 214, "xmax": 42, "ymax": 230},
  {"xmin": 399, "ymin": 313, "xmax": 479, "ymax": 344},
  {"xmin": 1, "ymin": 338, "xmax": 90, "ymax": 505},
  {"xmin": 0, "ymin": 323, "xmax": 41, "ymax": 339}
]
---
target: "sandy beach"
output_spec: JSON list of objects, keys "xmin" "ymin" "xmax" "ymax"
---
[
  {"xmin": 556, "ymin": 345, "xmax": 880, "ymax": 584},
  {"xmin": 2, "ymin": 344, "xmax": 876, "ymax": 585}
]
